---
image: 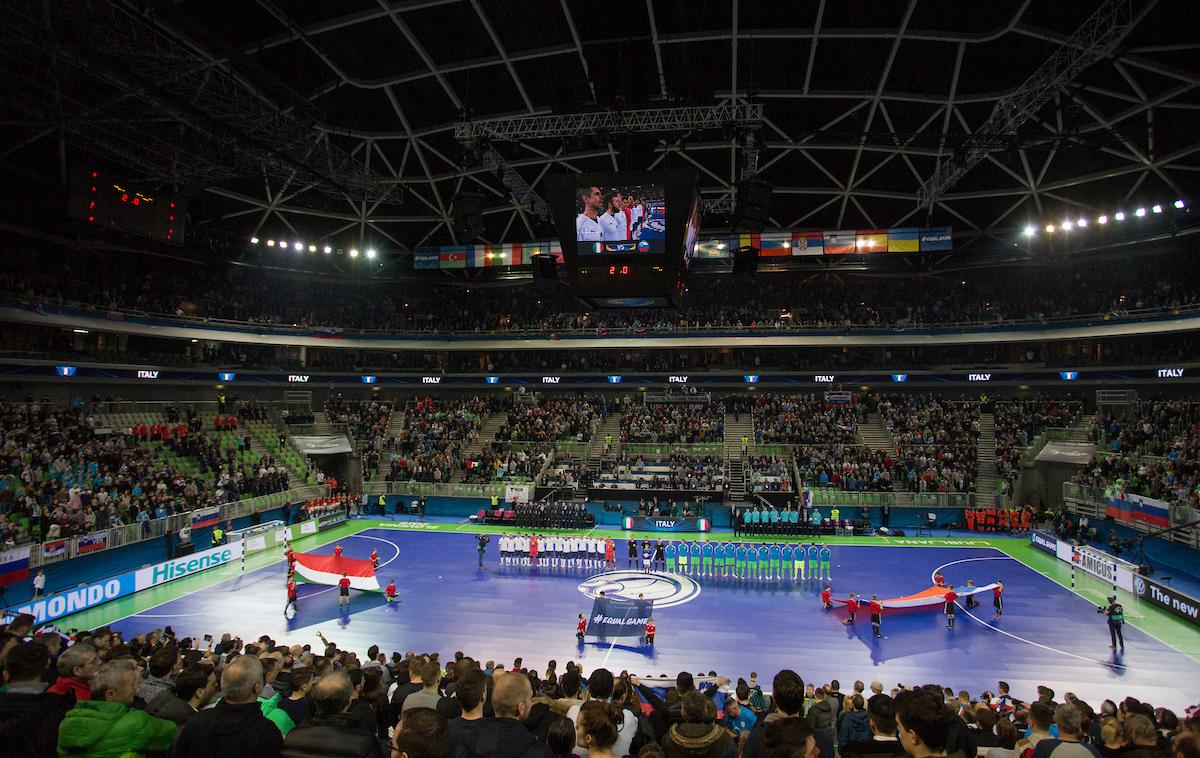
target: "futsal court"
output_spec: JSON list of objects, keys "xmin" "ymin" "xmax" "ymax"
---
[{"xmin": 91, "ymin": 524, "xmax": 1200, "ymax": 710}]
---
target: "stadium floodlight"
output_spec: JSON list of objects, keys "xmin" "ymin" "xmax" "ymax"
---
[
  {"xmin": 349, "ymin": 248, "xmax": 359, "ymax": 258},
  {"xmin": 366, "ymin": 248, "xmax": 377, "ymax": 259},
  {"xmin": 323, "ymin": 245, "xmax": 332, "ymax": 254},
  {"xmin": 266, "ymin": 239, "xmax": 275, "ymax": 247},
  {"xmin": 1134, "ymin": 207, "xmax": 1146, "ymax": 217},
  {"xmin": 293, "ymin": 241, "xmax": 303, "ymax": 250},
  {"xmin": 1077, "ymin": 218, "xmax": 1088, "ymax": 227},
  {"xmin": 1098, "ymin": 215, "xmax": 1108, "ymax": 224},
  {"xmin": 250, "ymin": 237, "xmax": 259, "ymax": 244},
  {"xmin": 1023, "ymin": 225, "xmax": 1036, "ymax": 237},
  {"xmin": 1045, "ymin": 224, "xmax": 1056, "ymax": 233},
  {"xmin": 1174, "ymin": 199, "xmax": 1186, "ymax": 209},
  {"xmin": 1061, "ymin": 220, "xmax": 1073, "ymax": 230},
  {"xmin": 1114, "ymin": 211, "xmax": 1126, "ymax": 221},
  {"xmin": 308, "ymin": 245, "xmax": 317, "ymax": 252},
  {"xmin": 1151, "ymin": 204, "xmax": 1163, "ymax": 214}
]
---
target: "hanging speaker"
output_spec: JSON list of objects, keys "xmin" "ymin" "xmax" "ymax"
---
[{"xmin": 734, "ymin": 179, "xmax": 773, "ymax": 232}]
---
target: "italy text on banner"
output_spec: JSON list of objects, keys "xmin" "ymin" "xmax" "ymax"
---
[
  {"xmin": 855, "ymin": 230, "xmax": 888, "ymax": 253},
  {"xmin": 0, "ymin": 545, "xmax": 32, "ymax": 585},
  {"xmin": 586, "ymin": 596, "xmax": 653, "ymax": 638},
  {"xmin": 190, "ymin": 506, "xmax": 221, "ymax": 530},
  {"xmin": 919, "ymin": 226, "xmax": 953, "ymax": 251},
  {"xmin": 77, "ymin": 532, "xmax": 108, "ymax": 554},
  {"xmin": 42, "ymin": 539, "xmax": 68, "ymax": 559},
  {"xmin": 792, "ymin": 232, "xmax": 824, "ymax": 256},
  {"xmin": 823, "ymin": 230, "xmax": 856, "ymax": 254},
  {"xmin": 1106, "ymin": 492, "xmax": 1169, "ymax": 528},
  {"xmin": 887, "ymin": 228, "xmax": 920, "ymax": 252}
]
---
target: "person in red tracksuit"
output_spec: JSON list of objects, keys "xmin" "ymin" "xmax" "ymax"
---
[
  {"xmin": 993, "ymin": 580, "xmax": 1004, "ymax": 619},
  {"xmin": 333, "ymin": 543, "xmax": 344, "ymax": 558},
  {"xmin": 644, "ymin": 618, "xmax": 656, "ymax": 646},
  {"xmin": 605, "ymin": 538, "xmax": 615, "ymax": 568},
  {"xmin": 530, "ymin": 535, "xmax": 539, "ymax": 568},
  {"xmin": 370, "ymin": 548, "xmax": 379, "ymax": 570},
  {"xmin": 966, "ymin": 509, "xmax": 976, "ymax": 531},
  {"xmin": 338, "ymin": 573, "xmax": 351, "ymax": 608},
  {"xmin": 843, "ymin": 593, "xmax": 859, "ymax": 625},
  {"xmin": 821, "ymin": 585, "xmax": 833, "ymax": 609},
  {"xmin": 386, "ymin": 580, "xmax": 397, "ymax": 603},
  {"xmin": 576, "ymin": 613, "xmax": 587, "ymax": 642},
  {"xmin": 285, "ymin": 578, "xmax": 298, "ymax": 615},
  {"xmin": 870, "ymin": 595, "xmax": 883, "ymax": 638}
]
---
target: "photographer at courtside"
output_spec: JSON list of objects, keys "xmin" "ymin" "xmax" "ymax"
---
[
  {"xmin": 1098, "ymin": 596, "xmax": 1126, "ymax": 650},
  {"xmin": 477, "ymin": 535, "xmax": 490, "ymax": 568}
]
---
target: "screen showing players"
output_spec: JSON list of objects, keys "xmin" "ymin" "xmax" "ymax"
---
[{"xmin": 574, "ymin": 183, "xmax": 665, "ymax": 254}]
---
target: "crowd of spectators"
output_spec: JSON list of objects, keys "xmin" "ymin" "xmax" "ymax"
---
[
  {"xmin": 880, "ymin": 395, "xmax": 979, "ymax": 494},
  {"xmin": 747, "ymin": 455, "xmax": 794, "ymax": 493},
  {"xmin": 495, "ymin": 396, "xmax": 603, "ymax": 443},
  {"xmin": 598, "ymin": 453, "xmax": 726, "ymax": 492},
  {"xmin": 752, "ymin": 394, "xmax": 863, "ymax": 445},
  {"xmin": 461, "ymin": 443, "xmax": 552, "ymax": 485},
  {"xmin": 993, "ymin": 399, "xmax": 1083, "ymax": 495},
  {"xmin": 794, "ymin": 445, "xmax": 897, "ymax": 492},
  {"xmin": 1071, "ymin": 402, "xmax": 1200, "ymax": 505},
  {"xmin": 1, "ymin": 612, "xmax": 1196, "ymax": 758},
  {"xmin": 621, "ymin": 403, "xmax": 724, "ymax": 444},
  {"xmin": 326, "ymin": 398, "xmax": 393, "ymax": 452}
]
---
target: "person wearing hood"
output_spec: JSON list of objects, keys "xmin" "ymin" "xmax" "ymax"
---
[
  {"xmin": 662, "ymin": 690, "xmax": 733, "ymax": 758},
  {"xmin": 56, "ymin": 659, "xmax": 177, "ymax": 758},
  {"xmin": 840, "ymin": 694, "xmax": 873, "ymax": 751},
  {"xmin": 0, "ymin": 642, "xmax": 75, "ymax": 758},
  {"xmin": 173, "ymin": 655, "xmax": 283, "ymax": 758},
  {"xmin": 279, "ymin": 671, "xmax": 383, "ymax": 758}
]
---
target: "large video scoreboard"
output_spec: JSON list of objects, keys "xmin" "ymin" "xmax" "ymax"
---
[{"xmin": 547, "ymin": 170, "xmax": 698, "ymax": 307}]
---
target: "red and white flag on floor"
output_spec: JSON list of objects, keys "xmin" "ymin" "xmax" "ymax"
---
[{"xmin": 292, "ymin": 552, "xmax": 381, "ymax": 592}]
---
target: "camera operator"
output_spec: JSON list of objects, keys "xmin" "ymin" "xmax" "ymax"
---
[
  {"xmin": 1098, "ymin": 595, "xmax": 1126, "ymax": 650},
  {"xmin": 476, "ymin": 534, "xmax": 490, "ymax": 568}
]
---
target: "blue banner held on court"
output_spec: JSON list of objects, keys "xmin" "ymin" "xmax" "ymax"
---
[{"xmin": 586, "ymin": 597, "xmax": 653, "ymax": 638}]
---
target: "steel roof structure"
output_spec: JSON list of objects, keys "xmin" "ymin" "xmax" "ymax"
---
[{"xmin": 2, "ymin": 0, "xmax": 1197, "ymax": 254}]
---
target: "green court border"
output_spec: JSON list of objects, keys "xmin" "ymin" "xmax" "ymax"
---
[{"xmin": 54, "ymin": 520, "xmax": 1200, "ymax": 662}]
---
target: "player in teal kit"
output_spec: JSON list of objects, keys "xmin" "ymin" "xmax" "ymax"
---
[
  {"xmin": 819, "ymin": 543, "xmax": 832, "ymax": 580},
  {"xmin": 665, "ymin": 541, "xmax": 677, "ymax": 572},
  {"xmin": 807, "ymin": 543, "xmax": 820, "ymax": 580},
  {"xmin": 689, "ymin": 541, "xmax": 702, "ymax": 575},
  {"xmin": 781, "ymin": 544, "xmax": 795, "ymax": 581},
  {"xmin": 700, "ymin": 541, "xmax": 714, "ymax": 577},
  {"xmin": 769, "ymin": 543, "xmax": 782, "ymax": 581},
  {"xmin": 735, "ymin": 543, "xmax": 748, "ymax": 579},
  {"xmin": 796, "ymin": 543, "xmax": 808, "ymax": 580},
  {"xmin": 757, "ymin": 544, "xmax": 770, "ymax": 581},
  {"xmin": 714, "ymin": 542, "xmax": 727, "ymax": 578}
]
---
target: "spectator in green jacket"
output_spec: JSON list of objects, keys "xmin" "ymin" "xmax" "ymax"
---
[{"xmin": 56, "ymin": 659, "xmax": 177, "ymax": 758}]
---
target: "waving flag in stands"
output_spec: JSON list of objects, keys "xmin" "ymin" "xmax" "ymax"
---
[
  {"xmin": 292, "ymin": 552, "xmax": 381, "ymax": 592},
  {"xmin": 191, "ymin": 506, "xmax": 221, "ymax": 530},
  {"xmin": 77, "ymin": 532, "xmax": 108, "ymax": 554},
  {"xmin": 0, "ymin": 546, "xmax": 32, "ymax": 585},
  {"xmin": 42, "ymin": 539, "xmax": 67, "ymax": 559}
]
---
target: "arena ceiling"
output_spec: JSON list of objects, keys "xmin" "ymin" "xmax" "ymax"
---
[{"xmin": 3, "ymin": 0, "xmax": 1199, "ymax": 254}]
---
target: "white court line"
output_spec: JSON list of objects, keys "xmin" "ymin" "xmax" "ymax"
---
[
  {"xmin": 930, "ymin": 555, "xmax": 1131, "ymax": 670},
  {"xmin": 601, "ymin": 638, "xmax": 618, "ymax": 668}
]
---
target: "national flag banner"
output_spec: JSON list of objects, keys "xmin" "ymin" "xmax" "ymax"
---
[
  {"xmin": 1106, "ymin": 493, "xmax": 1170, "ymax": 528},
  {"xmin": 919, "ymin": 226, "xmax": 954, "ymax": 251},
  {"xmin": 738, "ymin": 233, "xmax": 762, "ymax": 251},
  {"xmin": 794, "ymin": 232, "xmax": 824, "ymax": 256},
  {"xmin": 293, "ymin": 552, "xmax": 381, "ymax": 592},
  {"xmin": 77, "ymin": 532, "xmax": 108, "ymax": 554},
  {"xmin": 586, "ymin": 596, "xmax": 653, "ymax": 638},
  {"xmin": 191, "ymin": 506, "xmax": 221, "ymax": 530},
  {"xmin": 887, "ymin": 227, "xmax": 920, "ymax": 252},
  {"xmin": 758, "ymin": 234, "xmax": 793, "ymax": 257},
  {"xmin": 855, "ymin": 230, "xmax": 888, "ymax": 253},
  {"xmin": 510, "ymin": 242, "xmax": 523, "ymax": 266},
  {"xmin": 439, "ymin": 248, "xmax": 468, "ymax": 269},
  {"xmin": 823, "ymin": 230, "xmax": 856, "ymax": 254},
  {"xmin": 548, "ymin": 241, "xmax": 564, "ymax": 263},
  {"xmin": 0, "ymin": 545, "xmax": 32, "ymax": 585},
  {"xmin": 42, "ymin": 539, "xmax": 68, "ymax": 559}
]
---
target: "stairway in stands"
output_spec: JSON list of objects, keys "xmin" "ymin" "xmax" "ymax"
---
[
  {"xmin": 583, "ymin": 414, "xmax": 625, "ymax": 492},
  {"xmin": 723, "ymin": 411, "xmax": 756, "ymax": 501},
  {"xmin": 1067, "ymin": 412, "xmax": 1098, "ymax": 443},
  {"xmin": 310, "ymin": 411, "xmax": 333, "ymax": 435},
  {"xmin": 858, "ymin": 413, "xmax": 895, "ymax": 453},
  {"xmin": 462, "ymin": 411, "xmax": 508, "ymax": 459},
  {"xmin": 975, "ymin": 412, "xmax": 998, "ymax": 503}
]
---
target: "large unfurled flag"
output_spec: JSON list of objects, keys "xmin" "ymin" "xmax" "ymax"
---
[
  {"xmin": 190, "ymin": 506, "xmax": 221, "ymax": 530},
  {"xmin": 1106, "ymin": 492, "xmax": 1169, "ymax": 528},
  {"xmin": 586, "ymin": 596, "xmax": 653, "ymax": 638},
  {"xmin": 77, "ymin": 532, "xmax": 108, "ymax": 554},
  {"xmin": 887, "ymin": 227, "xmax": 920, "ymax": 252},
  {"xmin": 292, "ymin": 552, "xmax": 381, "ymax": 592},
  {"xmin": 0, "ymin": 546, "xmax": 32, "ymax": 585},
  {"xmin": 835, "ymin": 583, "xmax": 997, "ymax": 610}
]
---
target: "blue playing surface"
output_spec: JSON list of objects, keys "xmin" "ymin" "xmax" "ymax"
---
[{"xmin": 110, "ymin": 529, "xmax": 1200, "ymax": 710}]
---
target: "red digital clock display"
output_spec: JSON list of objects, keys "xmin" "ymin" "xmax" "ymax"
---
[{"xmin": 608, "ymin": 264, "xmax": 630, "ymax": 276}]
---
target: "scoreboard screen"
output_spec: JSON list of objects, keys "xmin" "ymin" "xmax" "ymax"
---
[
  {"xmin": 549, "ymin": 170, "xmax": 698, "ymax": 307},
  {"xmin": 67, "ymin": 167, "xmax": 184, "ymax": 245}
]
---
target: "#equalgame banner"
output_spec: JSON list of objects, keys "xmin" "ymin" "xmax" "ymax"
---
[{"xmin": 586, "ymin": 596, "xmax": 654, "ymax": 638}]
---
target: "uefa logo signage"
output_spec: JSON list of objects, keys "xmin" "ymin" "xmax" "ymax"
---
[
  {"xmin": 218, "ymin": 372, "xmax": 236, "ymax": 382},
  {"xmin": 607, "ymin": 376, "xmax": 622, "ymax": 384},
  {"xmin": 578, "ymin": 570, "xmax": 701, "ymax": 608},
  {"xmin": 1060, "ymin": 371, "xmax": 1079, "ymax": 381},
  {"xmin": 360, "ymin": 375, "xmax": 377, "ymax": 384},
  {"xmin": 891, "ymin": 374, "xmax": 908, "ymax": 383},
  {"xmin": 56, "ymin": 366, "xmax": 77, "ymax": 377},
  {"xmin": 485, "ymin": 376, "xmax": 500, "ymax": 384}
]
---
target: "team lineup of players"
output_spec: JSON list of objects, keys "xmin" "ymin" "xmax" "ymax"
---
[
  {"xmin": 496, "ymin": 534, "xmax": 836, "ymax": 581},
  {"xmin": 575, "ymin": 185, "xmax": 660, "ymax": 242}
]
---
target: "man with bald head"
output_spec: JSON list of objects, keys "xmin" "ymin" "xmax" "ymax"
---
[
  {"xmin": 456, "ymin": 672, "xmax": 552, "ymax": 758},
  {"xmin": 174, "ymin": 654, "xmax": 283, "ymax": 758},
  {"xmin": 281, "ymin": 670, "xmax": 385, "ymax": 757}
]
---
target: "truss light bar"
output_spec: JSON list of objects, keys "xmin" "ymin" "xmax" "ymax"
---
[
  {"xmin": 349, "ymin": 248, "xmax": 359, "ymax": 258},
  {"xmin": 266, "ymin": 239, "xmax": 275, "ymax": 247},
  {"xmin": 250, "ymin": 237, "xmax": 259, "ymax": 244},
  {"xmin": 1061, "ymin": 220, "xmax": 1074, "ymax": 230},
  {"xmin": 323, "ymin": 245, "xmax": 332, "ymax": 254},
  {"xmin": 1134, "ymin": 207, "xmax": 1146, "ymax": 217},
  {"xmin": 1174, "ymin": 199, "xmax": 1186, "ymax": 209},
  {"xmin": 1098, "ymin": 215, "xmax": 1108, "ymax": 224},
  {"xmin": 1076, "ymin": 218, "xmax": 1087, "ymax": 228},
  {"xmin": 1151, "ymin": 204, "xmax": 1163, "ymax": 214},
  {"xmin": 1023, "ymin": 225, "xmax": 1036, "ymax": 237},
  {"xmin": 1045, "ymin": 224, "xmax": 1056, "ymax": 233},
  {"xmin": 1114, "ymin": 211, "xmax": 1126, "ymax": 221},
  {"xmin": 455, "ymin": 104, "xmax": 763, "ymax": 142},
  {"xmin": 366, "ymin": 248, "xmax": 376, "ymax": 259}
]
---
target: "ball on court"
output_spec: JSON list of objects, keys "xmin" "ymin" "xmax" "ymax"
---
[{"xmin": 437, "ymin": 575, "xmax": 443, "ymax": 580}]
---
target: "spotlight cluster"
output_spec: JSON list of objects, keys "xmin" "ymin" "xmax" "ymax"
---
[
  {"xmin": 249, "ymin": 237, "xmax": 376, "ymax": 259},
  {"xmin": 1023, "ymin": 199, "xmax": 1186, "ymax": 237}
]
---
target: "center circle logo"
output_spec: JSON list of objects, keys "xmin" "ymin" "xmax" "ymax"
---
[{"xmin": 578, "ymin": 571, "xmax": 701, "ymax": 608}]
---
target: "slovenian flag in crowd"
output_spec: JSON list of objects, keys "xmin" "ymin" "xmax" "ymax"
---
[
  {"xmin": 1105, "ymin": 491, "xmax": 1170, "ymax": 528},
  {"xmin": 42, "ymin": 539, "xmax": 68, "ymax": 559},
  {"xmin": 0, "ymin": 546, "xmax": 32, "ymax": 586},
  {"xmin": 77, "ymin": 532, "xmax": 108, "ymax": 554},
  {"xmin": 191, "ymin": 506, "xmax": 221, "ymax": 530}
]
